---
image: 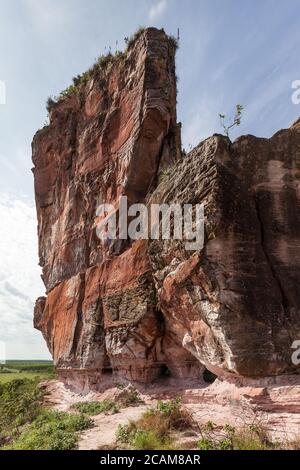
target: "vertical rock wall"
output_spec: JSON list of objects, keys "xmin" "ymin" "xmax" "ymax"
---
[
  {"xmin": 32, "ymin": 28, "xmax": 188, "ymax": 389},
  {"xmin": 149, "ymin": 126, "xmax": 300, "ymax": 378}
]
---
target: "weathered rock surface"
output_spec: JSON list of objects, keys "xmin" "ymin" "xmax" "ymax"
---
[
  {"xmin": 33, "ymin": 27, "xmax": 300, "ymax": 390},
  {"xmin": 33, "ymin": 28, "xmax": 193, "ymax": 388},
  {"xmin": 149, "ymin": 124, "xmax": 300, "ymax": 378}
]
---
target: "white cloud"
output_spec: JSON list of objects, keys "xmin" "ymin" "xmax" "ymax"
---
[
  {"xmin": 23, "ymin": 0, "xmax": 67, "ymax": 32},
  {"xmin": 0, "ymin": 193, "xmax": 50, "ymax": 359},
  {"xmin": 148, "ymin": 0, "xmax": 168, "ymax": 22}
]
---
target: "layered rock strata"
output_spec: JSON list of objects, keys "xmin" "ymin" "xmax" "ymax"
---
[
  {"xmin": 149, "ymin": 125, "xmax": 300, "ymax": 378},
  {"xmin": 33, "ymin": 28, "xmax": 194, "ymax": 389},
  {"xmin": 33, "ymin": 27, "xmax": 300, "ymax": 390}
]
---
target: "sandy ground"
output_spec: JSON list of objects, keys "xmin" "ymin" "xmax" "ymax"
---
[
  {"xmin": 79, "ymin": 405, "xmax": 149, "ymax": 450},
  {"xmin": 42, "ymin": 375, "xmax": 300, "ymax": 449}
]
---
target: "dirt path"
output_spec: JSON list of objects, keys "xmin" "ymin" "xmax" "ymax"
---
[{"xmin": 78, "ymin": 405, "xmax": 149, "ymax": 450}]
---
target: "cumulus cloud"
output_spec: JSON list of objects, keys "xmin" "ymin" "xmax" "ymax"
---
[
  {"xmin": 0, "ymin": 193, "xmax": 49, "ymax": 359},
  {"xmin": 148, "ymin": 0, "xmax": 168, "ymax": 22}
]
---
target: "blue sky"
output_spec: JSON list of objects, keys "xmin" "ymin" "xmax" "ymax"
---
[{"xmin": 0, "ymin": 0, "xmax": 300, "ymax": 359}]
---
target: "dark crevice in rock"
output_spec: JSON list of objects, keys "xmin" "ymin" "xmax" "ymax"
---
[
  {"xmin": 160, "ymin": 363, "xmax": 171, "ymax": 377},
  {"xmin": 254, "ymin": 196, "xmax": 289, "ymax": 314},
  {"xmin": 71, "ymin": 273, "xmax": 85, "ymax": 358},
  {"xmin": 203, "ymin": 368, "xmax": 217, "ymax": 383}
]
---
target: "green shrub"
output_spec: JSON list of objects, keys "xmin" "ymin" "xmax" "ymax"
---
[
  {"xmin": 0, "ymin": 378, "xmax": 45, "ymax": 435},
  {"xmin": 59, "ymin": 84, "xmax": 78, "ymax": 99},
  {"xmin": 72, "ymin": 399, "xmax": 119, "ymax": 416},
  {"xmin": 132, "ymin": 429, "xmax": 172, "ymax": 450},
  {"xmin": 156, "ymin": 397, "xmax": 181, "ymax": 416},
  {"xmin": 218, "ymin": 438, "xmax": 233, "ymax": 450},
  {"xmin": 116, "ymin": 398, "xmax": 192, "ymax": 450},
  {"xmin": 197, "ymin": 437, "xmax": 215, "ymax": 450},
  {"xmin": 4, "ymin": 410, "xmax": 92, "ymax": 450},
  {"xmin": 232, "ymin": 427, "xmax": 268, "ymax": 450},
  {"xmin": 0, "ymin": 379, "xmax": 94, "ymax": 450},
  {"xmin": 116, "ymin": 423, "xmax": 173, "ymax": 450},
  {"xmin": 113, "ymin": 381, "xmax": 125, "ymax": 390},
  {"xmin": 116, "ymin": 422, "xmax": 138, "ymax": 444},
  {"xmin": 197, "ymin": 421, "xmax": 273, "ymax": 450},
  {"xmin": 154, "ymin": 398, "xmax": 191, "ymax": 431},
  {"xmin": 124, "ymin": 27, "xmax": 145, "ymax": 50},
  {"xmin": 122, "ymin": 388, "xmax": 143, "ymax": 407},
  {"xmin": 96, "ymin": 53, "xmax": 114, "ymax": 69}
]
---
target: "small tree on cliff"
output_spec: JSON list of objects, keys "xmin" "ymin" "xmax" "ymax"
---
[{"xmin": 219, "ymin": 104, "xmax": 244, "ymax": 139}]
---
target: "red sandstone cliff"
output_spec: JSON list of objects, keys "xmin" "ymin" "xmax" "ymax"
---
[
  {"xmin": 149, "ymin": 126, "xmax": 300, "ymax": 378},
  {"xmin": 33, "ymin": 28, "xmax": 184, "ymax": 389},
  {"xmin": 32, "ymin": 27, "xmax": 300, "ymax": 391}
]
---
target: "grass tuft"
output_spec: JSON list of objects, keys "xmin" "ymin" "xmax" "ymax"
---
[{"xmin": 116, "ymin": 398, "xmax": 193, "ymax": 450}]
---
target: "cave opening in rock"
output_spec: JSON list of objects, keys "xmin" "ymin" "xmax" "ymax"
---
[
  {"xmin": 160, "ymin": 363, "xmax": 171, "ymax": 377},
  {"xmin": 203, "ymin": 368, "xmax": 217, "ymax": 383},
  {"xmin": 102, "ymin": 367, "xmax": 113, "ymax": 375}
]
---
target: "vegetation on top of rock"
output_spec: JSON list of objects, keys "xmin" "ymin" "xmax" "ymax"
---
[
  {"xmin": 219, "ymin": 104, "xmax": 244, "ymax": 138},
  {"xmin": 167, "ymin": 34, "xmax": 179, "ymax": 51},
  {"xmin": 46, "ymin": 27, "xmax": 179, "ymax": 112},
  {"xmin": 46, "ymin": 96, "xmax": 58, "ymax": 113},
  {"xmin": 124, "ymin": 26, "xmax": 146, "ymax": 49}
]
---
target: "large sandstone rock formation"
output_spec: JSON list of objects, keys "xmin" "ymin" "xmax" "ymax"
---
[
  {"xmin": 33, "ymin": 28, "xmax": 188, "ymax": 390},
  {"xmin": 149, "ymin": 127, "xmax": 300, "ymax": 379},
  {"xmin": 33, "ymin": 27, "xmax": 300, "ymax": 390}
]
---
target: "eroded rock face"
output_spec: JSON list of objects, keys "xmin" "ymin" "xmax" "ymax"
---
[
  {"xmin": 33, "ymin": 28, "xmax": 192, "ymax": 388},
  {"xmin": 33, "ymin": 27, "xmax": 300, "ymax": 389},
  {"xmin": 149, "ymin": 125, "xmax": 300, "ymax": 378}
]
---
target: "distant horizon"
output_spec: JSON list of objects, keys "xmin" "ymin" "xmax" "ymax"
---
[{"xmin": 2, "ymin": 359, "xmax": 53, "ymax": 362}]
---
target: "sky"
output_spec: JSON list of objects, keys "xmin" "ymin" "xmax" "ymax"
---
[{"xmin": 0, "ymin": 0, "xmax": 300, "ymax": 359}]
